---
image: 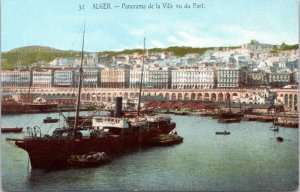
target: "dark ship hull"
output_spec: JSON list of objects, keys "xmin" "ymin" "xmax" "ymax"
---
[
  {"xmin": 212, "ymin": 113, "xmax": 243, "ymax": 119},
  {"xmin": 9, "ymin": 121, "xmax": 175, "ymax": 169},
  {"xmin": 2, "ymin": 102, "xmax": 58, "ymax": 114}
]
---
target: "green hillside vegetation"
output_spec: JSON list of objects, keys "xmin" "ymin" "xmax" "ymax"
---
[
  {"xmin": 2, "ymin": 43, "xmax": 297, "ymax": 69},
  {"xmin": 1, "ymin": 46, "xmax": 80, "ymax": 69},
  {"xmin": 271, "ymin": 43, "xmax": 298, "ymax": 53},
  {"xmin": 100, "ymin": 46, "xmax": 241, "ymax": 57}
]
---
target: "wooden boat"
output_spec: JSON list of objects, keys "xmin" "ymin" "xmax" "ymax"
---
[
  {"xmin": 270, "ymin": 121, "xmax": 279, "ymax": 132},
  {"xmin": 43, "ymin": 117, "xmax": 59, "ymax": 123},
  {"xmin": 218, "ymin": 118, "xmax": 241, "ymax": 123},
  {"xmin": 1, "ymin": 127, "xmax": 23, "ymax": 133},
  {"xmin": 270, "ymin": 127, "xmax": 279, "ymax": 132},
  {"xmin": 148, "ymin": 134, "xmax": 183, "ymax": 146},
  {"xmin": 276, "ymin": 136, "xmax": 283, "ymax": 142},
  {"xmin": 215, "ymin": 130, "xmax": 230, "ymax": 135},
  {"xmin": 67, "ymin": 152, "xmax": 111, "ymax": 168}
]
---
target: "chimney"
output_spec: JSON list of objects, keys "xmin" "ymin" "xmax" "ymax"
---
[{"xmin": 115, "ymin": 97, "xmax": 123, "ymax": 117}]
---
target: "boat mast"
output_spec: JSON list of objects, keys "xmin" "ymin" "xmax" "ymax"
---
[
  {"xmin": 137, "ymin": 36, "xmax": 146, "ymax": 117},
  {"xmin": 74, "ymin": 22, "xmax": 85, "ymax": 131}
]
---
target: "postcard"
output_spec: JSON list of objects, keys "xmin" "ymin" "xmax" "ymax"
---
[{"xmin": 1, "ymin": 0, "xmax": 298, "ymax": 191}]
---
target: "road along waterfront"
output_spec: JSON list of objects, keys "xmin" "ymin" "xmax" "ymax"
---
[{"xmin": 1, "ymin": 113, "xmax": 298, "ymax": 191}]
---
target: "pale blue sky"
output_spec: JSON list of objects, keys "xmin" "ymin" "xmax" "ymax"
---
[{"xmin": 2, "ymin": 0, "xmax": 298, "ymax": 52}]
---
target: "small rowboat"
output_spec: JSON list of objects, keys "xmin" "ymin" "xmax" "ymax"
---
[
  {"xmin": 1, "ymin": 127, "xmax": 23, "ymax": 133},
  {"xmin": 215, "ymin": 130, "xmax": 230, "ymax": 135},
  {"xmin": 43, "ymin": 117, "xmax": 59, "ymax": 123}
]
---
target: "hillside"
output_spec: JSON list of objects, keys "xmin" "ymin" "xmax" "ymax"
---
[
  {"xmin": 100, "ymin": 46, "xmax": 241, "ymax": 57},
  {"xmin": 1, "ymin": 46, "xmax": 80, "ymax": 69},
  {"xmin": 1, "ymin": 43, "xmax": 298, "ymax": 69}
]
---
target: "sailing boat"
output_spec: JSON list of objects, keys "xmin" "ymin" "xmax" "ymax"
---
[
  {"xmin": 214, "ymin": 95, "xmax": 243, "ymax": 122},
  {"xmin": 269, "ymin": 120, "xmax": 279, "ymax": 132},
  {"xmin": 6, "ymin": 26, "xmax": 176, "ymax": 170}
]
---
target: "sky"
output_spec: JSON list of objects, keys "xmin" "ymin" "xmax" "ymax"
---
[{"xmin": 2, "ymin": 0, "xmax": 299, "ymax": 52}]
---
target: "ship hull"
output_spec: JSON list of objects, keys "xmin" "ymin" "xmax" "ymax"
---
[
  {"xmin": 13, "ymin": 122, "xmax": 175, "ymax": 169},
  {"xmin": 2, "ymin": 102, "xmax": 58, "ymax": 114}
]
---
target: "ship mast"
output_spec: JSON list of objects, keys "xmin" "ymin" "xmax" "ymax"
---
[
  {"xmin": 137, "ymin": 36, "xmax": 146, "ymax": 117},
  {"xmin": 74, "ymin": 22, "xmax": 85, "ymax": 131}
]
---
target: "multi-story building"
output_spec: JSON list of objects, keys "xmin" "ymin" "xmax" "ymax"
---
[
  {"xmin": 53, "ymin": 69, "xmax": 75, "ymax": 87},
  {"xmin": 171, "ymin": 67, "xmax": 216, "ymax": 89},
  {"xmin": 98, "ymin": 54, "xmax": 113, "ymax": 65},
  {"xmin": 217, "ymin": 68, "xmax": 242, "ymax": 88},
  {"xmin": 268, "ymin": 72, "xmax": 291, "ymax": 88},
  {"xmin": 100, "ymin": 67, "xmax": 130, "ymax": 88},
  {"xmin": 32, "ymin": 70, "xmax": 53, "ymax": 87},
  {"xmin": 246, "ymin": 70, "xmax": 269, "ymax": 88},
  {"xmin": 129, "ymin": 67, "xmax": 171, "ymax": 89},
  {"xmin": 1, "ymin": 70, "xmax": 32, "ymax": 87},
  {"xmin": 49, "ymin": 58, "xmax": 75, "ymax": 68},
  {"xmin": 74, "ymin": 68, "xmax": 101, "ymax": 88}
]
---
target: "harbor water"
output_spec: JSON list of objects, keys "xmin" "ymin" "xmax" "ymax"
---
[{"xmin": 1, "ymin": 113, "xmax": 298, "ymax": 191}]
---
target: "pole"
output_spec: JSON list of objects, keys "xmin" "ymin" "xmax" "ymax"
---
[
  {"xmin": 74, "ymin": 21, "xmax": 85, "ymax": 131},
  {"xmin": 137, "ymin": 36, "xmax": 146, "ymax": 117}
]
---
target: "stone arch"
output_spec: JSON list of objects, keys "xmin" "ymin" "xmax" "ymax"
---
[
  {"xmin": 112, "ymin": 93, "xmax": 117, "ymax": 101},
  {"xmin": 165, "ymin": 93, "xmax": 170, "ymax": 100},
  {"xmin": 159, "ymin": 93, "xmax": 164, "ymax": 97},
  {"xmin": 218, "ymin": 93, "xmax": 223, "ymax": 101},
  {"xmin": 197, "ymin": 93, "xmax": 203, "ymax": 100},
  {"xmin": 211, "ymin": 93, "xmax": 216, "ymax": 101},
  {"xmin": 97, "ymin": 93, "xmax": 101, "ymax": 101},
  {"xmin": 225, "ymin": 93, "xmax": 230, "ymax": 101},
  {"xmin": 178, "ymin": 93, "xmax": 183, "ymax": 100},
  {"xmin": 107, "ymin": 93, "xmax": 112, "ymax": 102},
  {"xmin": 204, "ymin": 93, "xmax": 209, "ymax": 101},
  {"xmin": 184, "ymin": 93, "xmax": 189, "ymax": 100},
  {"xmin": 81, "ymin": 93, "xmax": 86, "ymax": 100},
  {"xmin": 124, "ymin": 92, "xmax": 129, "ymax": 99},
  {"xmin": 191, "ymin": 93, "xmax": 196, "ymax": 100},
  {"xmin": 289, "ymin": 94, "xmax": 293, "ymax": 108},
  {"xmin": 102, "ymin": 93, "xmax": 106, "ymax": 102},
  {"xmin": 86, "ymin": 93, "xmax": 91, "ymax": 101},
  {"xmin": 130, "ymin": 93, "xmax": 135, "ymax": 98},
  {"xmin": 92, "ymin": 93, "xmax": 96, "ymax": 101},
  {"xmin": 284, "ymin": 94, "xmax": 288, "ymax": 106},
  {"xmin": 171, "ymin": 93, "xmax": 176, "ymax": 100}
]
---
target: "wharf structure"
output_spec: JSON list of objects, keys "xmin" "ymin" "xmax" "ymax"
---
[{"xmin": 2, "ymin": 87, "xmax": 298, "ymax": 113}]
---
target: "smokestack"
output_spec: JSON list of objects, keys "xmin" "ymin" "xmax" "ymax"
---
[{"xmin": 115, "ymin": 97, "xmax": 123, "ymax": 117}]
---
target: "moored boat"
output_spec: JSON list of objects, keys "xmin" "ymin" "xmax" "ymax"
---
[
  {"xmin": 218, "ymin": 118, "xmax": 241, "ymax": 123},
  {"xmin": 43, "ymin": 117, "xmax": 60, "ymax": 123},
  {"xmin": 215, "ymin": 130, "xmax": 230, "ymax": 135},
  {"xmin": 1, "ymin": 127, "xmax": 23, "ymax": 133},
  {"xmin": 67, "ymin": 152, "xmax": 111, "ymax": 168},
  {"xmin": 276, "ymin": 136, "xmax": 283, "ymax": 142},
  {"xmin": 148, "ymin": 133, "xmax": 183, "ymax": 146}
]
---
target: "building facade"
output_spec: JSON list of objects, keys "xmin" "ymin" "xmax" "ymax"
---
[
  {"xmin": 53, "ymin": 69, "xmax": 75, "ymax": 87},
  {"xmin": 171, "ymin": 67, "xmax": 215, "ymax": 89},
  {"xmin": 32, "ymin": 70, "xmax": 53, "ymax": 87},
  {"xmin": 217, "ymin": 68, "xmax": 241, "ymax": 88},
  {"xmin": 1, "ymin": 70, "xmax": 32, "ymax": 87},
  {"xmin": 100, "ymin": 67, "xmax": 130, "ymax": 88},
  {"xmin": 129, "ymin": 67, "xmax": 170, "ymax": 89}
]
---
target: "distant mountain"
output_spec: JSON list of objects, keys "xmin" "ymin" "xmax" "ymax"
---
[
  {"xmin": 8, "ymin": 45, "xmax": 66, "ymax": 53},
  {"xmin": 2, "ymin": 46, "xmax": 80, "ymax": 69}
]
